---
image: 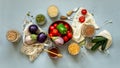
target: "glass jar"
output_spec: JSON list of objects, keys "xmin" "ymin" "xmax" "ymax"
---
[
  {"xmin": 81, "ymin": 24, "xmax": 95, "ymax": 37},
  {"xmin": 36, "ymin": 14, "xmax": 46, "ymax": 26},
  {"xmin": 6, "ymin": 30, "xmax": 21, "ymax": 43},
  {"xmin": 47, "ymin": 46, "xmax": 60, "ymax": 59}
]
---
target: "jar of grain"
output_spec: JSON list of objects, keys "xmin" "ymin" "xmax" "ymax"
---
[
  {"xmin": 6, "ymin": 30, "xmax": 21, "ymax": 43},
  {"xmin": 81, "ymin": 24, "xmax": 95, "ymax": 37},
  {"xmin": 47, "ymin": 5, "xmax": 59, "ymax": 18}
]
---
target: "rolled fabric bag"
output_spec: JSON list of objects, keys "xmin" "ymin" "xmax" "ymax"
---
[{"xmin": 85, "ymin": 30, "xmax": 112, "ymax": 51}]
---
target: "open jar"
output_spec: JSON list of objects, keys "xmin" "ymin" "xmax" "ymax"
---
[
  {"xmin": 81, "ymin": 24, "xmax": 95, "ymax": 37},
  {"xmin": 47, "ymin": 46, "xmax": 61, "ymax": 59},
  {"xmin": 6, "ymin": 30, "xmax": 21, "ymax": 43},
  {"xmin": 35, "ymin": 14, "xmax": 46, "ymax": 26}
]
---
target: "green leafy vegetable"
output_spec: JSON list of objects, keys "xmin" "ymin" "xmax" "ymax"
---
[{"xmin": 26, "ymin": 11, "xmax": 30, "ymax": 16}]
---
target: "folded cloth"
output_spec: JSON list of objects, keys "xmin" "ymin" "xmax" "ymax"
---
[
  {"xmin": 97, "ymin": 30, "xmax": 112, "ymax": 51},
  {"xmin": 72, "ymin": 7, "xmax": 99, "ymax": 43}
]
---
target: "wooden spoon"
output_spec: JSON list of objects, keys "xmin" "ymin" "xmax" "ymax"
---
[{"xmin": 44, "ymin": 49, "xmax": 63, "ymax": 58}]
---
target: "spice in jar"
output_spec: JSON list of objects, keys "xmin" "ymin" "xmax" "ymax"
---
[
  {"xmin": 68, "ymin": 43, "xmax": 80, "ymax": 55},
  {"xmin": 36, "ymin": 14, "xmax": 46, "ymax": 26},
  {"xmin": 81, "ymin": 24, "xmax": 95, "ymax": 37},
  {"xmin": 48, "ymin": 46, "xmax": 60, "ymax": 58},
  {"xmin": 6, "ymin": 30, "xmax": 20, "ymax": 43}
]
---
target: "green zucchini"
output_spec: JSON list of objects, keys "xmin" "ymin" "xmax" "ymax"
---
[
  {"xmin": 92, "ymin": 36, "xmax": 106, "ymax": 43},
  {"xmin": 101, "ymin": 39, "xmax": 108, "ymax": 51},
  {"xmin": 91, "ymin": 42, "xmax": 102, "ymax": 51}
]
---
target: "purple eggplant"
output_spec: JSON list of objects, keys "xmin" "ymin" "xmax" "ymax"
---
[
  {"xmin": 29, "ymin": 24, "xmax": 38, "ymax": 34},
  {"xmin": 37, "ymin": 32, "xmax": 47, "ymax": 43}
]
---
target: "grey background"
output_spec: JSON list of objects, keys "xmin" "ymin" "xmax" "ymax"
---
[{"xmin": 0, "ymin": 0, "xmax": 120, "ymax": 68}]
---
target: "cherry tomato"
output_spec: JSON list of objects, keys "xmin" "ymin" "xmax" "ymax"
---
[
  {"xmin": 64, "ymin": 24, "xmax": 70, "ymax": 30},
  {"xmin": 49, "ymin": 33, "xmax": 53, "ymax": 37},
  {"xmin": 81, "ymin": 9, "xmax": 87, "ymax": 15},
  {"xmin": 49, "ymin": 26, "xmax": 55, "ymax": 31},
  {"xmin": 79, "ymin": 16, "xmax": 85, "ymax": 23},
  {"xmin": 63, "ymin": 36, "xmax": 69, "ymax": 42},
  {"xmin": 53, "ymin": 23, "xmax": 57, "ymax": 28},
  {"xmin": 67, "ymin": 32, "xmax": 72, "ymax": 39},
  {"xmin": 67, "ymin": 31, "xmax": 71, "ymax": 33},
  {"xmin": 52, "ymin": 29, "xmax": 58, "ymax": 36},
  {"xmin": 57, "ymin": 32, "xmax": 61, "ymax": 36}
]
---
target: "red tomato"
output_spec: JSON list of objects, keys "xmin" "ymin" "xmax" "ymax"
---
[
  {"xmin": 79, "ymin": 16, "xmax": 85, "ymax": 23},
  {"xmin": 53, "ymin": 23, "xmax": 57, "ymax": 28},
  {"xmin": 49, "ymin": 26, "xmax": 55, "ymax": 30},
  {"xmin": 81, "ymin": 9, "xmax": 87, "ymax": 15},
  {"xmin": 67, "ymin": 31, "xmax": 71, "ymax": 33},
  {"xmin": 67, "ymin": 32, "xmax": 72, "ymax": 39},
  {"xmin": 57, "ymin": 32, "xmax": 61, "ymax": 36},
  {"xmin": 52, "ymin": 29, "xmax": 58, "ymax": 36},
  {"xmin": 63, "ymin": 36, "xmax": 69, "ymax": 42},
  {"xmin": 49, "ymin": 33, "xmax": 53, "ymax": 37},
  {"xmin": 64, "ymin": 24, "xmax": 70, "ymax": 30}
]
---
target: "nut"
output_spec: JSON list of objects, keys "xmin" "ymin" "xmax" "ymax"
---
[
  {"xmin": 66, "ymin": 10, "xmax": 73, "ymax": 16},
  {"xmin": 60, "ymin": 16, "xmax": 68, "ymax": 20}
]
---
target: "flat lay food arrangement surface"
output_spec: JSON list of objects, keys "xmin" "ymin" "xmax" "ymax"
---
[{"xmin": 0, "ymin": 0, "xmax": 120, "ymax": 68}]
